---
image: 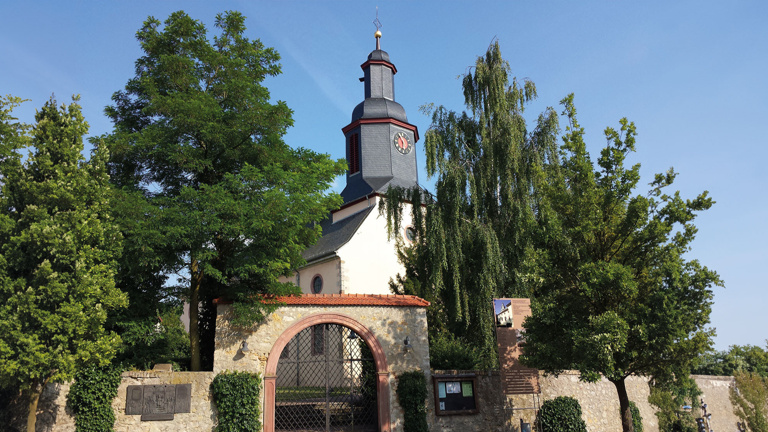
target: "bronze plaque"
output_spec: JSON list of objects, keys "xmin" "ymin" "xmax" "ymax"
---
[
  {"xmin": 174, "ymin": 384, "xmax": 191, "ymax": 413},
  {"xmin": 140, "ymin": 385, "xmax": 176, "ymax": 421},
  {"xmin": 125, "ymin": 386, "xmax": 144, "ymax": 415},
  {"xmin": 125, "ymin": 383, "xmax": 192, "ymax": 420}
]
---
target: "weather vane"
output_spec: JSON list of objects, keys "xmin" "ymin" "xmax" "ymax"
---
[{"xmin": 373, "ymin": 7, "xmax": 382, "ymax": 49}]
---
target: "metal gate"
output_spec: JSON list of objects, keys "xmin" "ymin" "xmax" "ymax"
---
[{"xmin": 275, "ymin": 323, "xmax": 378, "ymax": 432}]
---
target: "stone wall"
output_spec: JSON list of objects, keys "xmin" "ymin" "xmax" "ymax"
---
[
  {"xmin": 426, "ymin": 372, "xmax": 742, "ymax": 432},
  {"xmin": 693, "ymin": 375, "xmax": 739, "ymax": 432},
  {"xmin": 22, "ymin": 370, "xmax": 743, "ymax": 432},
  {"xmin": 112, "ymin": 371, "xmax": 217, "ymax": 432},
  {"xmin": 32, "ymin": 371, "xmax": 217, "ymax": 432},
  {"xmin": 215, "ymin": 302, "xmax": 431, "ymax": 431}
]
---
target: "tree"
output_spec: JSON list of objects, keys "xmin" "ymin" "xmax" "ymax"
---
[
  {"xmin": 382, "ymin": 41, "xmax": 560, "ymax": 367},
  {"xmin": 104, "ymin": 11, "xmax": 345, "ymax": 370},
  {"xmin": 0, "ymin": 97, "xmax": 126, "ymax": 431},
  {"xmin": 694, "ymin": 344, "xmax": 768, "ymax": 377},
  {"xmin": 521, "ymin": 95, "xmax": 722, "ymax": 432},
  {"xmin": 731, "ymin": 371, "xmax": 768, "ymax": 432}
]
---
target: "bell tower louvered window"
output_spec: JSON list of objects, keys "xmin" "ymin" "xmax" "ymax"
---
[{"xmin": 348, "ymin": 133, "xmax": 360, "ymax": 174}]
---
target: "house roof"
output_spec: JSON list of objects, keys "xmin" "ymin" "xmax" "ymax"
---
[
  {"xmin": 214, "ymin": 293, "xmax": 430, "ymax": 307},
  {"xmin": 301, "ymin": 205, "xmax": 374, "ymax": 262}
]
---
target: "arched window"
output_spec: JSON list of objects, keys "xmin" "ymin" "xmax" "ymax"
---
[{"xmin": 311, "ymin": 275, "xmax": 323, "ymax": 294}]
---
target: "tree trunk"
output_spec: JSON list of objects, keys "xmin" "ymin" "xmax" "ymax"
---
[
  {"xmin": 611, "ymin": 377, "xmax": 634, "ymax": 432},
  {"xmin": 26, "ymin": 376, "xmax": 49, "ymax": 432},
  {"xmin": 190, "ymin": 258, "xmax": 203, "ymax": 371}
]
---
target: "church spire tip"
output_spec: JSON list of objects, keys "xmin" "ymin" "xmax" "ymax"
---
[{"xmin": 373, "ymin": 7, "xmax": 382, "ymax": 50}]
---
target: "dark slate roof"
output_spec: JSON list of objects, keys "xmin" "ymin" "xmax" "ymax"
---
[
  {"xmin": 351, "ymin": 98, "xmax": 407, "ymax": 123},
  {"xmin": 367, "ymin": 49, "xmax": 391, "ymax": 62},
  {"xmin": 301, "ymin": 205, "xmax": 375, "ymax": 262}
]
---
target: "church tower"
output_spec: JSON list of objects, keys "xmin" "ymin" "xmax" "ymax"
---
[
  {"xmin": 340, "ymin": 30, "xmax": 419, "ymax": 203},
  {"xmin": 280, "ymin": 29, "xmax": 420, "ymax": 296}
]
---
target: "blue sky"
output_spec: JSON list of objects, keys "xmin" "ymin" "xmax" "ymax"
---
[{"xmin": 2, "ymin": 1, "xmax": 765, "ymax": 351}]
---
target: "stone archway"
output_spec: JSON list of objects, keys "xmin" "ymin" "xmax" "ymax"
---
[{"xmin": 264, "ymin": 313, "xmax": 391, "ymax": 432}]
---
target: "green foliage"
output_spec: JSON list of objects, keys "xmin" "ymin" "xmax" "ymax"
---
[
  {"xmin": 428, "ymin": 332, "xmax": 480, "ymax": 370},
  {"xmin": 112, "ymin": 306, "xmax": 190, "ymax": 370},
  {"xmin": 104, "ymin": 10, "xmax": 346, "ymax": 369},
  {"xmin": 731, "ymin": 371, "xmax": 768, "ymax": 432},
  {"xmin": 0, "ymin": 97, "xmax": 126, "ymax": 429},
  {"xmin": 536, "ymin": 396, "xmax": 587, "ymax": 432},
  {"xmin": 211, "ymin": 371, "xmax": 261, "ymax": 432},
  {"xmin": 648, "ymin": 377, "xmax": 701, "ymax": 432},
  {"xmin": 694, "ymin": 344, "xmax": 768, "ymax": 377},
  {"xmin": 521, "ymin": 94, "xmax": 721, "ymax": 432},
  {"xmin": 67, "ymin": 365, "xmax": 123, "ymax": 432},
  {"xmin": 396, "ymin": 371, "xmax": 429, "ymax": 432},
  {"xmin": 629, "ymin": 401, "xmax": 643, "ymax": 432},
  {"xmin": 383, "ymin": 42, "xmax": 560, "ymax": 368}
]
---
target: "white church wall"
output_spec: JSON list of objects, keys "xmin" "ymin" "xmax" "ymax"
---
[
  {"xmin": 338, "ymin": 197, "xmax": 414, "ymax": 295},
  {"xmin": 277, "ymin": 257, "xmax": 341, "ymax": 294}
]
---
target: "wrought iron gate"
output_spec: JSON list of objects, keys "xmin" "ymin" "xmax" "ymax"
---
[{"xmin": 275, "ymin": 323, "xmax": 378, "ymax": 432}]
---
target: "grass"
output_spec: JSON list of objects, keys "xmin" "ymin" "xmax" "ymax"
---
[{"xmin": 276, "ymin": 386, "xmax": 353, "ymax": 402}]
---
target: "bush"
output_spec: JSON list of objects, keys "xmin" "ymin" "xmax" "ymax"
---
[
  {"xmin": 630, "ymin": 401, "xmax": 643, "ymax": 432},
  {"xmin": 731, "ymin": 371, "xmax": 768, "ymax": 432},
  {"xmin": 67, "ymin": 365, "xmax": 123, "ymax": 432},
  {"xmin": 211, "ymin": 371, "xmax": 261, "ymax": 432},
  {"xmin": 536, "ymin": 396, "xmax": 587, "ymax": 432},
  {"xmin": 396, "ymin": 371, "xmax": 428, "ymax": 432},
  {"xmin": 429, "ymin": 332, "xmax": 479, "ymax": 370}
]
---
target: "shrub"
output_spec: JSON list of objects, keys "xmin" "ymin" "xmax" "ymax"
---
[
  {"xmin": 630, "ymin": 401, "xmax": 643, "ymax": 432},
  {"xmin": 396, "ymin": 371, "xmax": 428, "ymax": 432},
  {"xmin": 67, "ymin": 365, "xmax": 123, "ymax": 432},
  {"xmin": 429, "ymin": 332, "xmax": 479, "ymax": 370},
  {"xmin": 731, "ymin": 371, "xmax": 768, "ymax": 432},
  {"xmin": 536, "ymin": 396, "xmax": 587, "ymax": 432},
  {"xmin": 211, "ymin": 371, "xmax": 261, "ymax": 432}
]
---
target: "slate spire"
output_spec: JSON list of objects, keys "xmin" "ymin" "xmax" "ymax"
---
[{"xmin": 340, "ymin": 29, "xmax": 420, "ymax": 204}]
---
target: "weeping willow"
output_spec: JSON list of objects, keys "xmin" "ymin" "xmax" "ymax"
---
[{"xmin": 380, "ymin": 42, "xmax": 560, "ymax": 368}]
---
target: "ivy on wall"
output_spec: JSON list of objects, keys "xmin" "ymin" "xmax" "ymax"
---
[
  {"xmin": 396, "ymin": 370, "xmax": 429, "ymax": 432},
  {"xmin": 211, "ymin": 371, "xmax": 261, "ymax": 432},
  {"xmin": 629, "ymin": 401, "xmax": 643, "ymax": 432},
  {"xmin": 67, "ymin": 365, "xmax": 123, "ymax": 432}
]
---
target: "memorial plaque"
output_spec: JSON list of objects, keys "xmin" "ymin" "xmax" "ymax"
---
[
  {"xmin": 125, "ymin": 383, "xmax": 193, "ymax": 421},
  {"xmin": 125, "ymin": 386, "xmax": 144, "ymax": 415},
  {"xmin": 174, "ymin": 384, "xmax": 191, "ymax": 413},
  {"xmin": 141, "ymin": 385, "xmax": 176, "ymax": 421}
]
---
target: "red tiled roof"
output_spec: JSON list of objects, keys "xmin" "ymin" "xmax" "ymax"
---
[{"xmin": 213, "ymin": 294, "xmax": 429, "ymax": 307}]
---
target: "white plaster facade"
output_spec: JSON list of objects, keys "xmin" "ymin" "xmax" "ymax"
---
[{"xmin": 280, "ymin": 196, "xmax": 416, "ymax": 296}]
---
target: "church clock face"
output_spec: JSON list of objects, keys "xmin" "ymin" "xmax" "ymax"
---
[{"xmin": 394, "ymin": 131, "xmax": 412, "ymax": 155}]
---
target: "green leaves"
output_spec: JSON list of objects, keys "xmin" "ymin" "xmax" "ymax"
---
[
  {"xmin": 105, "ymin": 11, "xmax": 345, "ymax": 369},
  {"xmin": 536, "ymin": 396, "xmax": 588, "ymax": 432},
  {"xmin": 396, "ymin": 371, "xmax": 429, "ymax": 432},
  {"xmin": 0, "ymin": 97, "xmax": 126, "ymax": 402},
  {"xmin": 211, "ymin": 371, "xmax": 261, "ymax": 432},
  {"xmin": 67, "ymin": 365, "xmax": 123, "ymax": 432},
  {"xmin": 383, "ymin": 42, "xmax": 560, "ymax": 369}
]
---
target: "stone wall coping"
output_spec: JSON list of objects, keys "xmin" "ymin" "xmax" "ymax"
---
[
  {"xmin": 121, "ymin": 370, "xmax": 215, "ymax": 379},
  {"xmin": 432, "ymin": 369, "xmax": 501, "ymax": 376},
  {"xmin": 691, "ymin": 374, "xmax": 736, "ymax": 382},
  {"xmin": 213, "ymin": 293, "xmax": 430, "ymax": 307}
]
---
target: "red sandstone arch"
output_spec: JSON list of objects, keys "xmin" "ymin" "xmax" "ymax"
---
[{"xmin": 263, "ymin": 313, "xmax": 391, "ymax": 432}]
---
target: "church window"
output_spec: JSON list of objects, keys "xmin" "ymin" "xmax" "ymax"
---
[
  {"xmin": 311, "ymin": 275, "xmax": 323, "ymax": 294},
  {"xmin": 311, "ymin": 325, "xmax": 325, "ymax": 356},
  {"xmin": 348, "ymin": 133, "xmax": 360, "ymax": 174},
  {"xmin": 405, "ymin": 226, "xmax": 417, "ymax": 242}
]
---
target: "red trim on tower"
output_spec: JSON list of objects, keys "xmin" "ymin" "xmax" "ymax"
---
[
  {"xmin": 342, "ymin": 118, "xmax": 419, "ymax": 143},
  {"xmin": 361, "ymin": 59, "xmax": 397, "ymax": 74}
]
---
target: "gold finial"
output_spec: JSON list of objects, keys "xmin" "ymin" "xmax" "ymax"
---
[{"xmin": 373, "ymin": 7, "xmax": 382, "ymax": 49}]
